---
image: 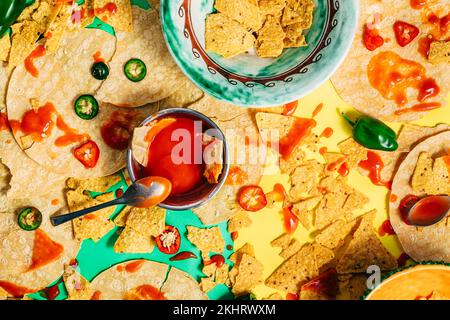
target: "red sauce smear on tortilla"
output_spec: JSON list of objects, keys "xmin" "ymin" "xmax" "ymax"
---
[
  {"xmin": 320, "ymin": 127, "xmax": 334, "ymax": 138},
  {"xmin": 204, "ymin": 255, "xmax": 225, "ymax": 268},
  {"xmin": 337, "ymin": 162, "xmax": 350, "ymax": 177},
  {"xmin": 279, "ymin": 118, "xmax": 316, "ymax": 160},
  {"xmin": 319, "ymin": 147, "xmax": 328, "ymax": 155},
  {"xmin": 390, "ymin": 194, "xmax": 398, "ymax": 202},
  {"xmin": 397, "ymin": 253, "xmax": 411, "ymax": 267},
  {"xmin": 378, "ymin": 220, "xmax": 396, "ymax": 237},
  {"xmin": 358, "ymin": 151, "xmax": 392, "ymax": 189},
  {"xmin": 301, "ymin": 269, "xmax": 339, "ymax": 299},
  {"xmin": 90, "ymin": 291, "xmax": 102, "ymax": 300},
  {"xmin": 394, "ymin": 102, "xmax": 441, "ymax": 115},
  {"xmin": 0, "ymin": 281, "xmax": 34, "ymax": 298},
  {"xmin": 51, "ymin": 199, "xmax": 60, "ymax": 206},
  {"xmin": 312, "ymin": 103, "xmax": 323, "ymax": 118},
  {"xmin": 0, "ymin": 112, "xmax": 10, "ymax": 132},
  {"xmin": 170, "ymin": 251, "xmax": 197, "ymax": 261},
  {"xmin": 282, "ymin": 101, "xmax": 298, "ymax": 116},
  {"xmin": 100, "ymin": 111, "xmax": 137, "ymax": 150},
  {"xmin": 133, "ymin": 285, "xmax": 166, "ymax": 300},
  {"xmin": 367, "ymin": 51, "xmax": 440, "ymax": 107},
  {"xmin": 24, "ymin": 45, "xmax": 46, "ymax": 78},
  {"xmin": 398, "ymin": 195, "xmax": 421, "ymax": 224},
  {"xmin": 93, "ymin": 51, "xmax": 104, "ymax": 63},
  {"xmin": 231, "ymin": 231, "xmax": 239, "ymax": 241},
  {"xmin": 410, "ymin": 0, "xmax": 428, "ymax": 9},
  {"xmin": 418, "ymin": 13, "xmax": 450, "ymax": 58},
  {"xmin": 95, "ymin": 3, "xmax": 118, "ymax": 16},
  {"xmin": 54, "ymin": 116, "xmax": 90, "ymax": 147},
  {"xmin": 226, "ymin": 166, "xmax": 247, "ymax": 185},
  {"xmin": 327, "ymin": 157, "xmax": 349, "ymax": 176},
  {"xmin": 283, "ymin": 206, "xmax": 299, "ymax": 234},
  {"xmin": 28, "ymin": 229, "xmax": 64, "ymax": 272},
  {"xmin": 286, "ymin": 293, "xmax": 299, "ymax": 300},
  {"xmin": 125, "ymin": 260, "xmax": 145, "ymax": 273}
]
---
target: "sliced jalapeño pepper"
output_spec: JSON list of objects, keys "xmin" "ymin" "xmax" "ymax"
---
[
  {"xmin": 18, "ymin": 207, "xmax": 42, "ymax": 231},
  {"xmin": 0, "ymin": 0, "xmax": 27, "ymax": 37},
  {"xmin": 124, "ymin": 58, "xmax": 147, "ymax": 82},
  {"xmin": 74, "ymin": 95, "xmax": 99, "ymax": 120},
  {"xmin": 342, "ymin": 113, "xmax": 398, "ymax": 152},
  {"xmin": 91, "ymin": 61, "xmax": 109, "ymax": 80}
]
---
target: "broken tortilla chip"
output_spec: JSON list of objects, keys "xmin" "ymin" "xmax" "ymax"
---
[
  {"xmin": 125, "ymin": 206, "xmax": 165, "ymax": 238},
  {"xmin": 66, "ymin": 174, "xmax": 122, "ymax": 193},
  {"xmin": 315, "ymin": 218, "xmax": 358, "ymax": 250},
  {"xmin": 228, "ymin": 211, "xmax": 252, "ymax": 233},
  {"xmin": 114, "ymin": 226, "xmax": 154, "ymax": 253},
  {"xmin": 281, "ymin": 0, "xmax": 315, "ymax": 28},
  {"xmin": 214, "ymin": 0, "xmax": 262, "ymax": 30},
  {"xmin": 428, "ymin": 41, "xmax": 450, "ymax": 64},
  {"xmin": 187, "ymin": 226, "xmax": 225, "ymax": 259},
  {"xmin": 94, "ymin": 0, "xmax": 133, "ymax": 32},
  {"xmin": 231, "ymin": 254, "xmax": 264, "ymax": 296},
  {"xmin": 411, "ymin": 152, "xmax": 450, "ymax": 195},
  {"xmin": 0, "ymin": 35, "xmax": 11, "ymax": 62}
]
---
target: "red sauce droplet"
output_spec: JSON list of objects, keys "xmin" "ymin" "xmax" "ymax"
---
[
  {"xmin": 101, "ymin": 111, "xmax": 136, "ymax": 150},
  {"xmin": 54, "ymin": 116, "xmax": 90, "ymax": 147},
  {"xmin": 272, "ymin": 183, "xmax": 286, "ymax": 202},
  {"xmin": 94, "ymin": 2, "xmax": 118, "ymax": 16},
  {"xmin": 410, "ymin": 0, "xmax": 427, "ymax": 10},
  {"xmin": 358, "ymin": 151, "xmax": 392, "ymax": 189},
  {"xmin": 169, "ymin": 251, "xmax": 197, "ymax": 261},
  {"xmin": 312, "ymin": 103, "xmax": 324, "ymax": 118},
  {"xmin": 93, "ymin": 51, "xmax": 104, "ymax": 63},
  {"xmin": 0, "ymin": 281, "xmax": 34, "ymax": 298},
  {"xmin": 231, "ymin": 231, "xmax": 239, "ymax": 241},
  {"xmin": 378, "ymin": 219, "xmax": 396, "ymax": 237},
  {"xmin": 319, "ymin": 147, "xmax": 328, "ymax": 155},
  {"xmin": 51, "ymin": 199, "xmax": 60, "ymax": 206},
  {"xmin": 363, "ymin": 24, "xmax": 385, "ymax": 51},
  {"xmin": 394, "ymin": 102, "xmax": 441, "ymax": 115},
  {"xmin": 0, "ymin": 112, "xmax": 10, "ymax": 132},
  {"xmin": 320, "ymin": 127, "xmax": 334, "ymax": 138},
  {"xmin": 286, "ymin": 293, "xmax": 299, "ymax": 300},
  {"xmin": 204, "ymin": 254, "xmax": 225, "ymax": 268},
  {"xmin": 282, "ymin": 101, "xmax": 298, "ymax": 116},
  {"xmin": 301, "ymin": 269, "xmax": 339, "ymax": 299},
  {"xmin": 129, "ymin": 285, "xmax": 166, "ymax": 300},
  {"xmin": 90, "ymin": 291, "xmax": 102, "ymax": 300},
  {"xmin": 115, "ymin": 188, "xmax": 124, "ymax": 198},
  {"xmin": 397, "ymin": 253, "xmax": 411, "ymax": 267},
  {"xmin": 44, "ymin": 284, "xmax": 60, "ymax": 300},
  {"xmin": 337, "ymin": 162, "xmax": 350, "ymax": 177},
  {"xmin": 390, "ymin": 194, "xmax": 398, "ymax": 202},
  {"xmin": 125, "ymin": 260, "xmax": 145, "ymax": 273},
  {"xmin": 283, "ymin": 206, "xmax": 299, "ymax": 234},
  {"xmin": 12, "ymin": 102, "xmax": 56, "ymax": 142},
  {"xmin": 279, "ymin": 118, "xmax": 316, "ymax": 160},
  {"xmin": 28, "ymin": 229, "xmax": 64, "ymax": 271},
  {"xmin": 226, "ymin": 245, "xmax": 233, "ymax": 251},
  {"xmin": 24, "ymin": 45, "xmax": 46, "ymax": 78}
]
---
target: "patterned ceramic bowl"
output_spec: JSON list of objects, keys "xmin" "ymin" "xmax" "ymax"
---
[{"xmin": 160, "ymin": 0, "xmax": 358, "ymax": 107}]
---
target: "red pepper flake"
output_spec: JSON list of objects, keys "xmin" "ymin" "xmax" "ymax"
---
[
  {"xmin": 378, "ymin": 219, "xmax": 396, "ymax": 237},
  {"xmin": 390, "ymin": 194, "xmax": 398, "ymax": 202}
]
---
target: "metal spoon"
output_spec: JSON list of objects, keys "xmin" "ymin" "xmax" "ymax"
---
[
  {"xmin": 406, "ymin": 195, "xmax": 450, "ymax": 226},
  {"xmin": 50, "ymin": 176, "xmax": 172, "ymax": 226}
]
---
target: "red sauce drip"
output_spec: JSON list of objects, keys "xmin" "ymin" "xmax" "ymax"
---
[
  {"xmin": 410, "ymin": 0, "xmax": 427, "ymax": 10},
  {"xmin": 301, "ymin": 269, "xmax": 339, "ymax": 299},
  {"xmin": 0, "ymin": 281, "xmax": 34, "ymax": 298},
  {"xmin": 93, "ymin": 51, "xmax": 104, "ymax": 63},
  {"xmin": 90, "ymin": 291, "xmax": 102, "ymax": 300},
  {"xmin": 95, "ymin": 2, "xmax": 118, "ymax": 16},
  {"xmin": 337, "ymin": 162, "xmax": 350, "ymax": 177},
  {"xmin": 398, "ymin": 195, "xmax": 421, "ymax": 224},
  {"xmin": 130, "ymin": 285, "xmax": 166, "ymax": 300},
  {"xmin": 100, "ymin": 111, "xmax": 137, "ymax": 150},
  {"xmin": 116, "ymin": 265, "xmax": 124, "ymax": 272},
  {"xmin": 283, "ymin": 206, "xmax": 299, "ymax": 234},
  {"xmin": 0, "ymin": 112, "xmax": 10, "ymax": 131},
  {"xmin": 125, "ymin": 260, "xmax": 145, "ymax": 273},
  {"xmin": 320, "ymin": 127, "xmax": 334, "ymax": 138},
  {"xmin": 397, "ymin": 253, "xmax": 411, "ymax": 267},
  {"xmin": 367, "ymin": 51, "xmax": 440, "ymax": 107},
  {"xmin": 226, "ymin": 166, "xmax": 247, "ymax": 185},
  {"xmin": 394, "ymin": 102, "xmax": 441, "ymax": 115},
  {"xmin": 170, "ymin": 251, "xmax": 197, "ymax": 261},
  {"xmin": 231, "ymin": 231, "xmax": 239, "ymax": 241},
  {"xmin": 326, "ymin": 157, "xmax": 346, "ymax": 172},
  {"xmin": 282, "ymin": 101, "xmax": 298, "ymax": 116},
  {"xmin": 407, "ymin": 195, "xmax": 449, "ymax": 226},
  {"xmin": 312, "ymin": 103, "xmax": 324, "ymax": 118},
  {"xmin": 358, "ymin": 151, "xmax": 392, "ymax": 189},
  {"xmin": 24, "ymin": 45, "xmax": 46, "ymax": 78},
  {"xmin": 279, "ymin": 118, "xmax": 316, "ymax": 160},
  {"xmin": 44, "ymin": 284, "xmax": 60, "ymax": 300},
  {"xmin": 51, "ymin": 199, "xmax": 60, "ymax": 206},
  {"xmin": 286, "ymin": 293, "xmax": 299, "ymax": 300},
  {"xmin": 378, "ymin": 219, "xmax": 396, "ymax": 237},
  {"xmin": 319, "ymin": 147, "xmax": 328, "ymax": 155},
  {"xmin": 204, "ymin": 254, "xmax": 225, "ymax": 268}
]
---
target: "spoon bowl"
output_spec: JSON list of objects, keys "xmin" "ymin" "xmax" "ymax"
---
[{"xmin": 406, "ymin": 195, "xmax": 450, "ymax": 227}]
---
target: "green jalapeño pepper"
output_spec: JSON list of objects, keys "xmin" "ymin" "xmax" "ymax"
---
[
  {"xmin": 74, "ymin": 95, "xmax": 99, "ymax": 120},
  {"xmin": 342, "ymin": 113, "xmax": 398, "ymax": 152},
  {"xmin": 91, "ymin": 61, "xmax": 109, "ymax": 80},
  {"xmin": 0, "ymin": 0, "xmax": 27, "ymax": 37},
  {"xmin": 124, "ymin": 58, "xmax": 147, "ymax": 82},
  {"xmin": 18, "ymin": 207, "xmax": 42, "ymax": 231}
]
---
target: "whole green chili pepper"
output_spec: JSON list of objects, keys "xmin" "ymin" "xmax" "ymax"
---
[
  {"xmin": 342, "ymin": 113, "xmax": 398, "ymax": 152},
  {"xmin": 0, "ymin": 0, "xmax": 27, "ymax": 37}
]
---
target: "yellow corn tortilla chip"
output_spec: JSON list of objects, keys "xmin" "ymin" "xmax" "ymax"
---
[
  {"xmin": 284, "ymin": 34, "xmax": 307, "ymax": 48},
  {"xmin": 258, "ymin": 15, "xmax": 285, "ymax": 40},
  {"xmin": 205, "ymin": 13, "xmax": 256, "ymax": 58},
  {"xmin": 9, "ymin": 20, "xmax": 42, "ymax": 67},
  {"xmin": 428, "ymin": 41, "xmax": 450, "ymax": 64},
  {"xmin": 256, "ymin": 38, "xmax": 284, "ymax": 58},
  {"xmin": 44, "ymin": 4, "xmax": 72, "ymax": 53},
  {"xmin": 280, "ymin": 147, "xmax": 305, "ymax": 174},
  {"xmin": 280, "ymin": 239, "xmax": 303, "ymax": 259},
  {"xmin": 228, "ymin": 211, "xmax": 252, "ymax": 233},
  {"xmin": 200, "ymin": 277, "xmax": 216, "ymax": 292},
  {"xmin": 114, "ymin": 206, "xmax": 132, "ymax": 227},
  {"xmin": 411, "ymin": 153, "xmax": 450, "ymax": 194},
  {"xmin": 125, "ymin": 206, "xmax": 165, "ymax": 238},
  {"xmin": 114, "ymin": 226, "xmax": 154, "ymax": 253},
  {"xmin": 17, "ymin": 1, "xmax": 41, "ymax": 22},
  {"xmin": 215, "ymin": 265, "xmax": 230, "ymax": 284},
  {"xmin": 289, "ymin": 160, "xmax": 324, "ymax": 202},
  {"xmin": 0, "ymin": 35, "xmax": 11, "ymax": 62},
  {"xmin": 231, "ymin": 254, "xmax": 264, "ymax": 296},
  {"xmin": 66, "ymin": 174, "xmax": 122, "ymax": 193},
  {"xmin": 291, "ymin": 195, "xmax": 322, "ymax": 229},
  {"xmin": 315, "ymin": 218, "xmax": 359, "ymax": 250},
  {"xmin": 94, "ymin": 0, "xmax": 133, "ymax": 32},
  {"xmin": 313, "ymin": 243, "xmax": 335, "ymax": 272},
  {"xmin": 230, "ymin": 243, "xmax": 255, "ymax": 264},
  {"xmin": 263, "ymin": 292, "xmax": 284, "ymax": 300},
  {"xmin": 187, "ymin": 226, "xmax": 225, "ymax": 259},
  {"xmin": 63, "ymin": 264, "xmax": 94, "ymax": 300},
  {"xmin": 259, "ymin": 0, "xmax": 286, "ymax": 16},
  {"xmin": 338, "ymin": 274, "xmax": 368, "ymax": 300},
  {"xmin": 337, "ymin": 138, "xmax": 369, "ymax": 169},
  {"xmin": 270, "ymin": 233, "xmax": 291, "ymax": 249},
  {"xmin": 215, "ymin": 0, "xmax": 262, "ymax": 30},
  {"xmin": 281, "ymin": 0, "xmax": 315, "ymax": 27},
  {"xmin": 336, "ymin": 211, "xmax": 397, "ymax": 273},
  {"xmin": 0, "ymin": 287, "xmax": 8, "ymax": 300}
]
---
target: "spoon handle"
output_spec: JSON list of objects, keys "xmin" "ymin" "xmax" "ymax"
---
[{"xmin": 50, "ymin": 197, "xmax": 126, "ymax": 226}]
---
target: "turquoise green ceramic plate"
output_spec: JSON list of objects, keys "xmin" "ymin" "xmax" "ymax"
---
[{"xmin": 161, "ymin": 0, "xmax": 359, "ymax": 107}]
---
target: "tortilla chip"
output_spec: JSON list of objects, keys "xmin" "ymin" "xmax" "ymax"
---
[
  {"xmin": 67, "ymin": 191, "xmax": 116, "ymax": 241},
  {"xmin": 214, "ymin": 0, "xmax": 262, "ymax": 30},
  {"xmin": 338, "ymin": 274, "xmax": 368, "ymax": 300},
  {"xmin": 18, "ymin": 1, "xmax": 41, "ymax": 22},
  {"xmin": 0, "ymin": 287, "xmax": 8, "ymax": 300},
  {"xmin": 0, "ymin": 35, "xmax": 11, "ymax": 62},
  {"xmin": 313, "ymin": 244, "xmax": 335, "ymax": 272},
  {"xmin": 158, "ymin": 76, "xmax": 205, "ymax": 109},
  {"xmin": 315, "ymin": 218, "xmax": 358, "ymax": 250},
  {"xmin": 270, "ymin": 233, "xmax": 291, "ymax": 249},
  {"xmin": 289, "ymin": 160, "xmax": 324, "ymax": 202},
  {"xmin": 291, "ymin": 195, "xmax": 322, "ymax": 229},
  {"xmin": 94, "ymin": 0, "xmax": 133, "ymax": 32},
  {"xmin": 280, "ymin": 239, "xmax": 303, "ymax": 259},
  {"xmin": 263, "ymin": 292, "xmax": 284, "ymax": 300},
  {"xmin": 259, "ymin": 0, "xmax": 286, "ymax": 16},
  {"xmin": 300, "ymin": 289, "xmax": 330, "ymax": 300},
  {"xmin": 9, "ymin": 21, "xmax": 42, "ymax": 67},
  {"xmin": 228, "ymin": 211, "xmax": 252, "ymax": 233},
  {"xmin": 114, "ymin": 206, "xmax": 132, "ymax": 227},
  {"xmin": 205, "ymin": 13, "xmax": 256, "ymax": 58},
  {"xmin": 256, "ymin": 38, "xmax": 285, "ymax": 58},
  {"xmin": 125, "ymin": 206, "xmax": 165, "ymax": 238},
  {"xmin": 230, "ymin": 243, "xmax": 255, "ymax": 264},
  {"xmin": 203, "ymin": 138, "xmax": 224, "ymax": 184},
  {"xmin": 336, "ymin": 211, "xmax": 397, "ymax": 273},
  {"xmin": 200, "ymin": 277, "xmax": 216, "ymax": 292},
  {"xmin": 280, "ymin": 147, "xmax": 305, "ymax": 174},
  {"xmin": 63, "ymin": 264, "xmax": 93, "ymax": 300},
  {"xmin": 161, "ymin": 267, "xmax": 208, "ymax": 300},
  {"xmin": 66, "ymin": 174, "xmax": 121, "ymax": 193},
  {"xmin": 44, "ymin": 4, "xmax": 72, "ymax": 53},
  {"xmin": 114, "ymin": 226, "xmax": 154, "ymax": 253},
  {"xmin": 281, "ymin": 0, "xmax": 315, "ymax": 27},
  {"xmin": 338, "ymin": 138, "xmax": 369, "ymax": 169},
  {"xmin": 187, "ymin": 226, "xmax": 225, "ymax": 259},
  {"xmin": 284, "ymin": 34, "xmax": 307, "ymax": 48},
  {"xmin": 411, "ymin": 153, "xmax": 450, "ymax": 194},
  {"xmin": 215, "ymin": 265, "xmax": 230, "ymax": 284},
  {"xmin": 231, "ymin": 254, "xmax": 264, "ymax": 296},
  {"xmin": 428, "ymin": 41, "xmax": 450, "ymax": 64},
  {"xmin": 258, "ymin": 15, "xmax": 285, "ymax": 40}
]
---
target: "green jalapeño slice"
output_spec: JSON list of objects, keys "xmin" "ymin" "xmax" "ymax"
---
[
  {"xmin": 18, "ymin": 207, "xmax": 42, "ymax": 231},
  {"xmin": 124, "ymin": 58, "xmax": 147, "ymax": 82},
  {"xmin": 74, "ymin": 95, "xmax": 99, "ymax": 120},
  {"xmin": 91, "ymin": 61, "xmax": 109, "ymax": 80}
]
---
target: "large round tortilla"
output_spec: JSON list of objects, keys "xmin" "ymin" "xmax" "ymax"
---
[
  {"xmin": 332, "ymin": 0, "xmax": 449, "ymax": 122},
  {"xmin": 189, "ymin": 95, "xmax": 266, "ymax": 225},
  {"xmin": 90, "ymin": 260, "xmax": 207, "ymax": 300},
  {"xmin": 0, "ymin": 196, "xmax": 80, "ymax": 295},
  {"xmin": 96, "ymin": 7, "xmax": 184, "ymax": 107},
  {"xmin": 390, "ymin": 131, "xmax": 450, "ymax": 262}
]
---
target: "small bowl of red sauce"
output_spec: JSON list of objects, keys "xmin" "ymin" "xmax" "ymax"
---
[{"xmin": 127, "ymin": 108, "xmax": 229, "ymax": 211}]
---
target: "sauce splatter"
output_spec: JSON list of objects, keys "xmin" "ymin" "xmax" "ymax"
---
[
  {"xmin": 378, "ymin": 219, "xmax": 396, "ymax": 236},
  {"xmin": 90, "ymin": 291, "xmax": 102, "ymax": 300},
  {"xmin": 51, "ymin": 199, "xmax": 60, "ymax": 206},
  {"xmin": 125, "ymin": 260, "xmax": 145, "ymax": 273},
  {"xmin": 226, "ymin": 166, "xmax": 247, "ymax": 185},
  {"xmin": 410, "ymin": 0, "xmax": 427, "ymax": 10},
  {"xmin": 312, "ymin": 103, "xmax": 324, "ymax": 118},
  {"xmin": 283, "ymin": 206, "xmax": 299, "ymax": 234},
  {"xmin": 24, "ymin": 45, "xmax": 46, "ymax": 78},
  {"xmin": 358, "ymin": 151, "xmax": 392, "ymax": 189},
  {"xmin": 279, "ymin": 118, "xmax": 316, "ymax": 160},
  {"xmin": 394, "ymin": 102, "xmax": 441, "ymax": 115},
  {"xmin": 231, "ymin": 231, "xmax": 239, "ymax": 241},
  {"xmin": 93, "ymin": 51, "xmax": 104, "ymax": 63},
  {"xmin": 319, "ymin": 147, "xmax": 328, "ymax": 155},
  {"xmin": 320, "ymin": 127, "xmax": 334, "ymax": 138},
  {"xmin": 204, "ymin": 255, "xmax": 225, "ymax": 268},
  {"xmin": 0, "ymin": 281, "xmax": 34, "ymax": 298},
  {"xmin": 282, "ymin": 101, "xmax": 298, "ymax": 116}
]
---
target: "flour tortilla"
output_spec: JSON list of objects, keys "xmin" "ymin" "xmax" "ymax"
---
[
  {"xmin": 189, "ymin": 96, "xmax": 267, "ymax": 225},
  {"xmin": 390, "ymin": 131, "xmax": 450, "ymax": 262},
  {"xmin": 89, "ymin": 260, "xmax": 206, "ymax": 300},
  {"xmin": 96, "ymin": 7, "xmax": 184, "ymax": 107},
  {"xmin": 332, "ymin": 0, "xmax": 449, "ymax": 122},
  {"xmin": 0, "ymin": 196, "xmax": 80, "ymax": 296}
]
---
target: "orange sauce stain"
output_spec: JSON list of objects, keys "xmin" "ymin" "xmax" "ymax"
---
[
  {"xmin": 367, "ymin": 51, "xmax": 440, "ymax": 107},
  {"xmin": 282, "ymin": 101, "xmax": 298, "ymax": 116},
  {"xmin": 358, "ymin": 151, "xmax": 392, "ymax": 189},
  {"xmin": 28, "ymin": 229, "xmax": 64, "ymax": 272},
  {"xmin": 378, "ymin": 219, "xmax": 396, "ymax": 237},
  {"xmin": 390, "ymin": 194, "xmax": 398, "ymax": 202},
  {"xmin": 312, "ymin": 103, "xmax": 324, "ymax": 118},
  {"xmin": 125, "ymin": 260, "xmax": 145, "ymax": 273},
  {"xmin": 0, "ymin": 281, "xmax": 34, "ymax": 298},
  {"xmin": 226, "ymin": 166, "xmax": 247, "ymax": 185},
  {"xmin": 443, "ymin": 155, "xmax": 450, "ymax": 176},
  {"xmin": 231, "ymin": 231, "xmax": 239, "ymax": 241},
  {"xmin": 286, "ymin": 293, "xmax": 299, "ymax": 300},
  {"xmin": 54, "ymin": 116, "xmax": 90, "ymax": 147},
  {"xmin": 12, "ymin": 102, "xmax": 56, "ymax": 142},
  {"xmin": 279, "ymin": 118, "xmax": 316, "ymax": 160},
  {"xmin": 204, "ymin": 255, "xmax": 225, "ymax": 268},
  {"xmin": 394, "ymin": 102, "xmax": 441, "ymax": 115},
  {"xmin": 319, "ymin": 147, "xmax": 328, "ymax": 155},
  {"xmin": 0, "ymin": 112, "xmax": 10, "ymax": 131},
  {"xmin": 320, "ymin": 127, "xmax": 334, "ymax": 138},
  {"xmin": 92, "ymin": 51, "xmax": 104, "ymax": 63},
  {"xmin": 90, "ymin": 291, "xmax": 102, "ymax": 300},
  {"xmin": 410, "ymin": 0, "xmax": 427, "ymax": 9},
  {"xmin": 130, "ymin": 285, "xmax": 166, "ymax": 300},
  {"xmin": 51, "ymin": 199, "xmax": 60, "ymax": 206},
  {"xmin": 24, "ymin": 45, "xmax": 46, "ymax": 78}
]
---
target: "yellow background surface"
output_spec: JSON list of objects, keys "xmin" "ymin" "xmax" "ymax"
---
[{"xmin": 237, "ymin": 80, "xmax": 450, "ymax": 299}]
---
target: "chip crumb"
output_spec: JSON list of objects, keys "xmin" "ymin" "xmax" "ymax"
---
[
  {"xmin": 428, "ymin": 40, "xmax": 450, "ymax": 64},
  {"xmin": 231, "ymin": 253, "xmax": 264, "ymax": 296},
  {"xmin": 228, "ymin": 211, "xmax": 252, "ymax": 233}
]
